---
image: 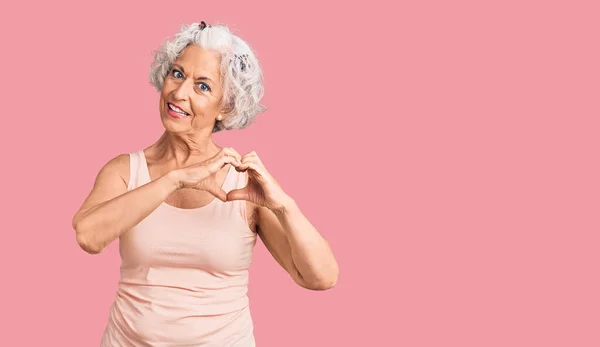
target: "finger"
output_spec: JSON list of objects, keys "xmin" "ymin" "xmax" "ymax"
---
[
  {"xmin": 227, "ymin": 187, "xmax": 249, "ymax": 201},
  {"xmin": 246, "ymin": 162, "xmax": 262, "ymax": 173},
  {"xmin": 241, "ymin": 151, "xmax": 258, "ymax": 161},
  {"xmin": 234, "ymin": 164, "xmax": 245, "ymax": 172},
  {"xmin": 222, "ymin": 147, "xmax": 243, "ymax": 166},
  {"xmin": 240, "ymin": 158, "xmax": 264, "ymax": 172},
  {"xmin": 207, "ymin": 155, "xmax": 237, "ymax": 174},
  {"xmin": 238, "ymin": 159, "xmax": 255, "ymax": 172},
  {"xmin": 212, "ymin": 148, "xmax": 240, "ymax": 166},
  {"xmin": 240, "ymin": 155, "xmax": 259, "ymax": 164},
  {"xmin": 238, "ymin": 157, "xmax": 254, "ymax": 171},
  {"xmin": 241, "ymin": 153, "xmax": 265, "ymax": 168},
  {"xmin": 240, "ymin": 161, "xmax": 268, "ymax": 181},
  {"xmin": 248, "ymin": 151, "xmax": 262, "ymax": 164},
  {"xmin": 205, "ymin": 185, "xmax": 228, "ymax": 202},
  {"xmin": 220, "ymin": 155, "xmax": 240, "ymax": 170}
]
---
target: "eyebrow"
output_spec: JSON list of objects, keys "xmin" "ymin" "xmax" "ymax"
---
[{"xmin": 172, "ymin": 64, "xmax": 214, "ymax": 83}]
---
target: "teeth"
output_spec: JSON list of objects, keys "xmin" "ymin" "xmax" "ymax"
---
[{"xmin": 168, "ymin": 104, "xmax": 188, "ymax": 116}]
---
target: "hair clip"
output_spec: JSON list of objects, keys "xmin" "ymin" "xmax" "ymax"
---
[
  {"xmin": 237, "ymin": 53, "xmax": 249, "ymax": 71},
  {"xmin": 199, "ymin": 21, "xmax": 208, "ymax": 30}
]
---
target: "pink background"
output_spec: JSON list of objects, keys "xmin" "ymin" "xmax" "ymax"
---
[{"xmin": 1, "ymin": 0, "xmax": 599, "ymax": 346}]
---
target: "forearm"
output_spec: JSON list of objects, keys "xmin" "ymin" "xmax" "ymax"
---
[
  {"xmin": 74, "ymin": 171, "xmax": 180, "ymax": 253},
  {"xmin": 273, "ymin": 200, "xmax": 339, "ymax": 289}
]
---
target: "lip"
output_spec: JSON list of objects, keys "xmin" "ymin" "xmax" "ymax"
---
[
  {"xmin": 167, "ymin": 108, "xmax": 186, "ymax": 119},
  {"xmin": 166, "ymin": 103, "xmax": 190, "ymax": 118}
]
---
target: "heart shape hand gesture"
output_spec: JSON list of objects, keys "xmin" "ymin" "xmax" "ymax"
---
[
  {"xmin": 176, "ymin": 148, "xmax": 291, "ymax": 211},
  {"xmin": 227, "ymin": 151, "xmax": 291, "ymax": 211}
]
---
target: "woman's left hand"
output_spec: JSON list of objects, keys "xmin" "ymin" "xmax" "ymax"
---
[{"xmin": 226, "ymin": 151, "xmax": 292, "ymax": 211}]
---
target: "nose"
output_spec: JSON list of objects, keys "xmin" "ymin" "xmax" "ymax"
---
[{"xmin": 173, "ymin": 77, "xmax": 194, "ymax": 100}]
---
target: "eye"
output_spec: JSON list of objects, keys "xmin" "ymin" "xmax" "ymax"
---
[
  {"xmin": 171, "ymin": 69, "xmax": 183, "ymax": 79},
  {"xmin": 197, "ymin": 82, "xmax": 211, "ymax": 92}
]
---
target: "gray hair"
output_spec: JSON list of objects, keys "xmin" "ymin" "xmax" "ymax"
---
[{"xmin": 149, "ymin": 22, "xmax": 266, "ymax": 132}]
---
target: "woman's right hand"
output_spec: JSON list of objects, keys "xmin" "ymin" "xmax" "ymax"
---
[{"xmin": 175, "ymin": 147, "xmax": 243, "ymax": 202}]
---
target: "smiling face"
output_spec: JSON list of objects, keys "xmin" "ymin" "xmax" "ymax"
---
[{"xmin": 159, "ymin": 45, "xmax": 224, "ymax": 133}]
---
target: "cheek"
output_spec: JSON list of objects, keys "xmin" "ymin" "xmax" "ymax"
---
[
  {"xmin": 159, "ymin": 88, "xmax": 171, "ymax": 103},
  {"xmin": 191, "ymin": 97, "xmax": 218, "ymax": 115}
]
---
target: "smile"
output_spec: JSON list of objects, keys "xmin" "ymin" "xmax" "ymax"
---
[{"xmin": 167, "ymin": 103, "xmax": 190, "ymax": 118}]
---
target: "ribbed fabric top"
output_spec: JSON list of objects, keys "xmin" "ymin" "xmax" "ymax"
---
[{"xmin": 101, "ymin": 149, "xmax": 258, "ymax": 346}]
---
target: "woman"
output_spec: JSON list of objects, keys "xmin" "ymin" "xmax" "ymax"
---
[{"xmin": 72, "ymin": 21, "xmax": 339, "ymax": 346}]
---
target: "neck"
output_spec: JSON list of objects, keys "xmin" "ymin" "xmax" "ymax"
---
[{"xmin": 153, "ymin": 130, "xmax": 221, "ymax": 167}]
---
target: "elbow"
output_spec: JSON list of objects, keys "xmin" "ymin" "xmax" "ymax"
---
[
  {"xmin": 314, "ymin": 262, "xmax": 339, "ymax": 291},
  {"xmin": 309, "ymin": 278, "xmax": 337, "ymax": 291},
  {"xmin": 75, "ymin": 231, "xmax": 104, "ymax": 255},
  {"xmin": 300, "ymin": 270, "xmax": 339, "ymax": 291},
  {"xmin": 73, "ymin": 221, "xmax": 105, "ymax": 255},
  {"xmin": 76, "ymin": 232, "xmax": 104, "ymax": 254}
]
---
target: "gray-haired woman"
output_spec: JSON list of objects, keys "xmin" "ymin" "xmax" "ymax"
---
[{"xmin": 72, "ymin": 21, "xmax": 338, "ymax": 346}]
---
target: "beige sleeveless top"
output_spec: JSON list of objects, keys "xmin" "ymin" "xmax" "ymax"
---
[{"xmin": 100, "ymin": 149, "xmax": 258, "ymax": 346}]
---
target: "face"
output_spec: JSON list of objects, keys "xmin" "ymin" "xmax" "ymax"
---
[{"xmin": 159, "ymin": 45, "xmax": 224, "ymax": 133}]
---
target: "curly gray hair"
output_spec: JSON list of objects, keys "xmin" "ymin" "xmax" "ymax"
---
[{"xmin": 149, "ymin": 22, "xmax": 265, "ymax": 133}]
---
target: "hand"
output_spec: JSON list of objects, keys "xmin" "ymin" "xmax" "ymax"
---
[
  {"xmin": 176, "ymin": 147, "xmax": 243, "ymax": 202},
  {"xmin": 227, "ymin": 151, "xmax": 292, "ymax": 211}
]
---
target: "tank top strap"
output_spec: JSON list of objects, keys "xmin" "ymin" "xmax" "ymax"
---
[
  {"xmin": 127, "ymin": 150, "xmax": 151, "ymax": 191},
  {"xmin": 137, "ymin": 150, "xmax": 152, "ymax": 185},
  {"xmin": 127, "ymin": 151, "xmax": 139, "ymax": 191},
  {"xmin": 225, "ymin": 169, "xmax": 250, "ymax": 223}
]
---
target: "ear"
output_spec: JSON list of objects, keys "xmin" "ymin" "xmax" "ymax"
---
[{"xmin": 218, "ymin": 98, "xmax": 234, "ymax": 118}]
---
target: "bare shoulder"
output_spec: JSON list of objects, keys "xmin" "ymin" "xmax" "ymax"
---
[
  {"xmin": 99, "ymin": 153, "xmax": 130, "ymax": 186},
  {"xmin": 72, "ymin": 153, "xmax": 130, "ymax": 226}
]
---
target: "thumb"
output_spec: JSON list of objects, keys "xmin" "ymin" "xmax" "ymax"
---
[
  {"xmin": 205, "ymin": 184, "xmax": 227, "ymax": 202},
  {"xmin": 206, "ymin": 155, "xmax": 233, "ymax": 175},
  {"xmin": 227, "ymin": 187, "xmax": 249, "ymax": 201}
]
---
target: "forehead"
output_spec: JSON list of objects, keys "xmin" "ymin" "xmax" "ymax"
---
[{"xmin": 173, "ymin": 45, "xmax": 221, "ymax": 80}]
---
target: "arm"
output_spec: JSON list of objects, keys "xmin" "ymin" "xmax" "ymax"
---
[
  {"xmin": 225, "ymin": 151, "xmax": 339, "ymax": 291},
  {"xmin": 256, "ymin": 199, "xmax": 339, "ymax": 291},
  {"xmin": 73, "ymin": 148, "xmax": 240, "ymax": 255},
  {"xmin": 72, "ymin": 154, "xmax": 180, "ymax": 254}
]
